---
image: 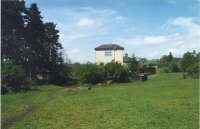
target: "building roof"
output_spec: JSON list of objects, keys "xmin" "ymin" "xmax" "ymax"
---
[{"xmin": 95, "ymin": 43, "xmax": 124, "ymax": 50}]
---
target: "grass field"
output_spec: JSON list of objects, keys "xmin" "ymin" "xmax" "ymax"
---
[{"xmin": 2, "ymin": 73, "xmax": 199, "ymax": 129}]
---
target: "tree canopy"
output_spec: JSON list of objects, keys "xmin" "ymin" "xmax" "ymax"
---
[{"xmin": 2, "ymin": 0, "xmax": 71, "ymax": 92}]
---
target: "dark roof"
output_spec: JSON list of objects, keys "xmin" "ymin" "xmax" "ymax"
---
[{"xmin": 95, "ymin": 44, "xmax": 124, "ymax": 50}]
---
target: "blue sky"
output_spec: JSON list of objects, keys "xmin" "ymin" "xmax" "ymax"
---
[{"xmin": 26, "ymin": 0, "xmax": 200, "ymax": 63}]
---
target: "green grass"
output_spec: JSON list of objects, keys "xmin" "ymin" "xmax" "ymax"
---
[{"xmin": 2, "ymin": 73, "xmax": 199, "ymax": 129}]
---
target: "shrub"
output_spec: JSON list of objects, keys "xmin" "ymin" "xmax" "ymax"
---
[
  {"xmin": 169, "ymin": 62, "xmax": 181, "ymax": 72},
  {"xmin": 104, "ymin": 61, "xmax": 121, "ymax": 80},
  {"xmin": 72, "ymin": 62, "xmax": 130, "ymax": 84},
  {"xmin": 181, "ymin": 51, "xmax": 199, "ymax": 78},
  {"xmin": 50, "ymin": 63, "xmax": 74, "ymax": 85},
  {"xmin": 116, "ymin": 67, "xmax": 130, "ymax": 82},
  {"xmin": 159, "ymin": 67, "xmax": 170, "ymax": 73},
  {"xmin": 186, "ymin": 63, "xmax": 199, "ymax": 79},
  {"xmin": 105, "ymin": 62, "xmax": 129, "ymax": 82},
  {"xmin": 127, "ymin": 55, "xmax": 139, "ymax": 73},
  {"xmin": 181, "ymin": 52, "xmax": 196, "ymax": 72},
  {"xmin": 2, "ymin": 60, "xmax": 30, "ymax": 92},
  {"xmin": 159, "ymin": 52, "xmax": 181, "ymax": 73},
  {"xmin": 80, "ymin": 63, "xmax": 105, "ymax": 84}
]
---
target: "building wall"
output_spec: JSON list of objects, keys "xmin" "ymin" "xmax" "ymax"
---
[{"xmin": 95, "ymin": 50, "xmax": 124, "ymax": 64}]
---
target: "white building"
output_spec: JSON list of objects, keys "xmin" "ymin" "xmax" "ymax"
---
[{"xmin": 95, "ymin": 44, "xmax": 125, "ymax": 64}]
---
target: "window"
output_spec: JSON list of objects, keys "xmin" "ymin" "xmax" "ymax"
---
[{"xmin": 105, "ymin": 50, "xmax": 112, "ymax": 56}]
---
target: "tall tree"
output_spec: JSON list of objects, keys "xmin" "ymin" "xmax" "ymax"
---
[
  {"xmin": 128, "ymin": 54, "xmax": 139, "ymax": 73},
  {"xmin": 25, "ymin": 3, "xmax": 46, "ymax": 78},
  {"xmin": 168, "ymin": 52, "xmax": 173, "ymax": 62},
  {"xmin": 160, "ymin": 52, "xmax": 174, "ymax": 67},
  {"xmin": 43, "ymin": 22, "xmax": 62, "ymax": 68},
  {"xmin": 1, "ymin": 0, "xmax": 26, "ymax": 64},
  {"xmin": 181, "ymin": 52, "xmax": 196, "ymax": 73}
]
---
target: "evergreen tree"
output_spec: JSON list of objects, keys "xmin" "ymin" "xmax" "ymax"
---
[
  {"xmin": 25, "ymin": 3, "xmax": 46, "ymax": 78},
  {"xmin": 2, "ymin": 1, "xmax": 72, "ymax": 87},
  {"xmin": 168, "ymin": 52, "xmax": 173, "ymax": 62},
  {"xmin": 43, "ymin": 22, "xmax": 62, "ymax": 68},
  {"xmin": 2, "ymin": 0, "xmax": 26, "ymax": 65}
]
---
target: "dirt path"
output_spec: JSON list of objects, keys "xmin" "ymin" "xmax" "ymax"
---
[
  {"xmin": 2, "ymin": 90, "xmax": 57, "ymax": 129},
  {"xmin": 2, "ymin": 104, "xmax": 39, "ymax": 129}
]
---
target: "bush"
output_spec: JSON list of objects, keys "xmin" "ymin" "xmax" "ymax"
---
[
  {"xmin": 116, "ymin": 67, "xmax": 130, "ymax": 82},
  {"xmin": 159, "ymin": 67, "xmax": 170, "ymax": 73},
  {"xmin": 181, "ymin": 51, "xmax": 199, "ymax": 78},
  {"xmin": 169, "ymin": 62, "xmax": 181, "ymax": 72},
  {"xmin": 105, "ymin": 62, "xmax": 129, "ymax": 83},
  {"xmin": 80, "ymin": 63, "xmax": 105, "ymax": 84},
  {"xmin": 2, "ymin": 60, "xmax": 30, "ymax": 93},
  {"xmin": 72, "ymin": 62, "xmax": 130, "ymax": 84},
  {"xmin": 159, "ymin": 52, "xmax": 182, "ymax": 73},
  {"xmin": 50, "ymin": 63, "xmax": 74, "ymax": 85},
  {"xmin": 181, "ymin": 52, "xmax": 196, "ymax": 72},
  {"xmin": 159, "ymin": 62, "xmax": 180, "ymax": 73},
  {"xmin": 186, "ymin": 63, "xmax": 199, "ymax": 78}
]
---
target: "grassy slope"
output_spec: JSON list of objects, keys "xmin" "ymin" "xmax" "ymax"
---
[{"xmin": 2, "ymin": 73, "xmax": 199, "ymax": 129}]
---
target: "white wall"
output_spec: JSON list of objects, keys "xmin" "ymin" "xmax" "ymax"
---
[{"xmin": 95, "ymin": 50, "xmax": 123, "ymax": 64}]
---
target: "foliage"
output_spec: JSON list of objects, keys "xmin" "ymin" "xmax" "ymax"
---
[
  {"xmin": 186, "ymin": 63, "xmax": 199, "ymax": 78},
  {"xmin": 104, "ymin": 61, "xmax": 129, "ymax": 82},
  {"xmin": 115, "ymin": 66, "xmax": 130, "ymax": 82},
  {"xmin": 25, "ymin": 3, "xmax": 48, "ymax": 78},
  {"xmin": 127, "ymin": 54, "xmax": 139, "ymax": 73},
  {"xmin": 159, "ymin": 52, "xmax": 181, "ymax": 73},
  {"xmin": 1, "ymin": 0, "xmax": 26, "ymax": 65},
  {"xmin": 159, "ymin": 51, "xmax": 199, "ymax": 78},
  {"xmin": 168, "ymin": 60, "xmax": 181, "ymax": 72},
  {"xmin": 2, "ymin": 1, "xmax": 68, "ymax": 90},
  {"xmin": 44, "ymin": 22, "xmax": 63, "ymax": 66},
  {"xmin": 50, "ymin": 63, "xmax": 75, "ymax": 85},
  {"xmin": 2, "ymin": 60, "xmax": 31, "ymax": 93},
  {"xmin": 72, "ymin": 62, "xmax": 130, "ymax": 84},
  {"xmin": 159, "ymin": 67, "xmax": 170, "ymax": 73},
  {"xmin": 181, "ymin": 51, "xmax": 199, "ymax": 78},
  {"xmin": 181, "ymin": 51, "xmax": 197, "ymax": 72},
  {"xmin": 73, "ymin": 63, "xmax": 105, "ymax": 84}
]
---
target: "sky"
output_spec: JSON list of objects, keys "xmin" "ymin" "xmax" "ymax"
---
[{"xmin": 26, "ymin": 0, "xmax": 200, "ymax": 63}]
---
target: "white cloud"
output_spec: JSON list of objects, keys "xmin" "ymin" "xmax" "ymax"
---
[
  {"xmin": 162, "ymin": 33, "xmax": 199, "ymax": 57},
  {"xmin": 120, "ymin": 36, "xmax": 143, "ymax": 46},
  {"xmin": 190, "ymin": 26, "xmax": 200, "ymax": 37},
  {"xmin": 77, "ymin": 17, "xmax": 95, "ymax": 28},
  {"xmin": 143, "ymin": 36, "xmax": 168, "ymax": 44},
  {"xmin": 68, "ymin": 48, "xmax": 81, "ymax": 62},
  {"xmin": 79, "ymin": 7, "xmax": 117, "ymax": 17},
  {"xmin": 119, "ymin": 30, "xmax": 199, "ymax": 59},
  {"xmin": 69, "ymin": 48, "xmax": 80, "ymax": 54},
  {"xmin": 166, "ymin": 17, "xmax": 200, "ymax": 38},
  {"xmin": 115, "ymin": 16, "xmax": 126, "ymax": 21},
  {"xmin": 156, "ymin": 17, "xmax": 200, "ymax": 58},
  {"xmin": 169, "ymin": 17, "xmax": 193, "ymax": 26}
]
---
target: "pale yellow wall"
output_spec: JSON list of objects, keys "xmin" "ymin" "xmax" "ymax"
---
[
  {"xmin": 114, "ymin": 50, "xmax": 123, "ymax": 64},
  {"xmin": 95, "ymin": 50, "xmax": 124, "ymax": 64}
]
